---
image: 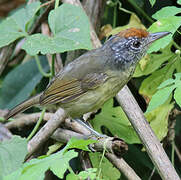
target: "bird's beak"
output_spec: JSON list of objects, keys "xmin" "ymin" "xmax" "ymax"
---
[{"xmin": 148, "ymin": 31, "xmax": 171, "ymax": 44}]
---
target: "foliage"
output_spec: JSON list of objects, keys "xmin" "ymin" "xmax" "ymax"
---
[
  {"xmin": 3, "ymin": 138, "xmax": 96, "ymax": 180},
  {"xmin": 0, "ymin": 3, "xmax": 92, "ymax": 55},
  {"xmin": 0, "ymin": 0, "xmax": 181, "ymax": 179},
  {"xmin": 92, "ymin": 99, "xmax": 140, "ymax": 144},
  {"xmin": 0, "ymin": 56, "xmax": 49, "ymax": 109}
]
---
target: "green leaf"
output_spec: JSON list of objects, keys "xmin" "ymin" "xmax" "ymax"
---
[
  {"xmin": 91, "ymin": 99, "xmax": 140, "ymax": 144},
  {"xmin": 11, "ymin": 2, "xmax": 41, "ymax": 32},
  {"xmin": 147, "ymin": 103, "xmax": 173, "ymax": 140},
  {"xmin": 146, "ymin": 86, "xmax": 175, "ymax": 113},
  {"xmin": 3, "ymin": 168, "xmax": 22, "ymax": 180},
  {"xmin": 178, "ymin": 0, "xmax": 181, "ymax": 5},
  {"xmin": 66, "ymin": 138, "xmax": 97, "ymax": 152},
  {"xmin": 0, "ymin": 136, "xmax": 27, "ymax": 177},
  {"xmin": 148, "ymin": 16, "xmax": 181, "ymax": 53},
  {"xmin": 0, "ymin": 18, "xmax": 26, "ymax": 48},
  {"xmin": 149, "ymin": 0, "xmax": 156, "ymax": 6},
  {"xmin": 134, "ymin": 45, "xmax": 173, "ymax": 77},
  {"xmin": 174, "ymin": 85, "xmax": 181, "ymax": 107},
  {"xmin": 89, "ymin": 152, "xmax": 120, "ymax": 180},
  {"xmin": 78, "ymin": 168, "xmax": 97, "ymax": 180},
  {"xmin": 22, "ymin": 3, "xmax": 92, "ymax": 55},
  {"xmin": 0, "ymin": 57, "xmax": 49, "ymax": 109},
  {"xmin": 174, "ymin": 72, "xmax": 181, "ymax": 80},
  {"xmin": 157, "ymin": 78, "xmax": 174, "ymax": 89},
  {"xmin": 19, "ymin": 150, "xmax": 78, "ymax": 180},
  {"xmin": 152, "ymin": 6, "xmax": 181, "ymax": 20},
  {"xmin": 67, "ymin": 168, "xmax": 97, "ymax": 180},
  {"xmin": 140, "ymin": 59, "xmax": 177, "ymax": 99}
]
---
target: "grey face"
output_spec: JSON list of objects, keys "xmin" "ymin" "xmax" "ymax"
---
[{"xmin": 110, "ymin": 36, "xmax": 150, "ymax": 66}]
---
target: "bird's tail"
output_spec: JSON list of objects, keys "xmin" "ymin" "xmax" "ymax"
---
[{"xmin": 5, "ymin": 93, "xmax": 42, "ymax": 120}]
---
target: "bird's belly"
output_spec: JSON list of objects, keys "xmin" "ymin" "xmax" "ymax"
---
[{"xmin": 60, "ymin": 73, "xmax": 129, "ymax": 118}]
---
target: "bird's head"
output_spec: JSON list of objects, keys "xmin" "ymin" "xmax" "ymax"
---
[{"xmin": 105, "ymin": 28, "xmax": 170, "ymax": 68}]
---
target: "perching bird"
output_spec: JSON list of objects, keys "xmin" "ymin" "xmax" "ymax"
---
[{"xmin": 5, "ymin": 28, "xmax": 170, "ymax": 123}]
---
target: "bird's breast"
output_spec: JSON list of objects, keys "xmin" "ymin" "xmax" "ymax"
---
[{"xmin": 59, "ymin": 69, "xmax": 133, "ymax": 118}]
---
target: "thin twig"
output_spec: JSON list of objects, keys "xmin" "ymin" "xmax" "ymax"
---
[
  {"xmin": 174, "ymin": 145, "xmax": 181, "ymax": 162},
  {"xmin": 27, "ymin": 108, "xmax": 67, "ymax": 158},
  {"xmin": 106, "ymin": 153, "xmax": 141, "ymax": 180}
]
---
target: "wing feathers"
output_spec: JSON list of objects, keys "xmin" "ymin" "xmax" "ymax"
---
[{"xmin": 40, "ymin": 73, "xmax": 109, "ymax": 105}]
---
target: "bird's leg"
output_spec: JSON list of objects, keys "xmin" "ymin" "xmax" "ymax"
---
[{"xmin": 74, "ymin": 118, "xmax": 106, "ymax": 138}]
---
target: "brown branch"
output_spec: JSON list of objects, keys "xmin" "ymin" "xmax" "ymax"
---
[
  {"xmin": 0, "ymin": 44, "xmax": 15, "ymax": 75},
  {"xmin": 5, "ymin": 112, "xmax": 54, "ymax": 129},
  {"xmin": 52, "ymin": 127, "xmax": 128, "ymax": 156},
  {"xmin": 106, "ymin": 153, "xmax": 141, "ymax": 180},
  {"xmin": 27, "ymin": 108, "xmax": 67, "ymax": 158},
  {"xmin": 116, "ymin": 86, "xmax": 180, "ymax": 180}
]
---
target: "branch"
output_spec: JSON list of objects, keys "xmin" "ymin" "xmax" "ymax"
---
[
  {"xmin": 106, "ymin": 153, "xmax": 141, "ymax": 180},
  {"xmin": 116, "ymin": 86, "xmax": 180, "ymax": 180},
  {"xmin": 27, "ymin": 108, "xmax": 67, "ymax": 158}
]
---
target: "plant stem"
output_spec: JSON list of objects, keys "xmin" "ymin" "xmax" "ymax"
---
[
  {"xmin": 171, "ymin": 141, "xmax": 175, "ymax": 166},
  {"xmin": 172, "ymin": 40, "xmax": 181, "ymax": 51},
  {"xmin": 51, "ymin": 54, "xmax": 55, "ymax": 77},
  {"xmin": 127, "ymin": 0, "xmax": 154, "ymax": 23},
  {"xmin": 35, "ymin": 55, "xmax": 51, "ymax": 77},
  {"xmin": 113, "ymin": 3, "xmax": 117, "ymax": 28},
  {"xmin": 27, "ymin": 108, "xmax": 46, "ymax": 141},
  {"xmin": 55, "ymin": 0, "xmax": 59, "ymax": 9}
]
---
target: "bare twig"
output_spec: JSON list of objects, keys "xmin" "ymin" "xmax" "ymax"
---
[
  {"xmin": 79, "ymin": 151, "xmax": 93, "ymax": 172},
  {"xmin": 116, "ymin": 86, "xmax": 180, "ymax": 180},
  {"xmin": 174, "ymin": 145, "xmax": 181, "ymax": 162},
  {"xmin": 106, "ymin": 153, "xmax": 141, "ymax": 180},
  {"xmin": 0, "ymin": 44, "xmax": 15, "ymax": 75},
  {"xmin": 27, "ymin": 108, "xmax": 67, "ymax": 158},
  {"xmin": 5, "ymin": 112, "xmax": 53, "ymax": 129},
  {"xmin": 52, "ymin": 127, "xmax": 128, "ymax": 156}
]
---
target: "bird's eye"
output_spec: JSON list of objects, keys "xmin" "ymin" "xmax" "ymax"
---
[{"xmin": 132, "ymin": 41, "xmax": 141, "ymax": 48}]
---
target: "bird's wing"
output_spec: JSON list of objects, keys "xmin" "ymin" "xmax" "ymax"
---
[{"xmin": 40, "ymin": 72, "xmax": 109, "ymax": 105}]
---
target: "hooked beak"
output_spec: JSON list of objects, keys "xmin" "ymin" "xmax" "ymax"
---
[{"xmin": 148, "ymin": 31, "xmax": 171, "ymax": 44}]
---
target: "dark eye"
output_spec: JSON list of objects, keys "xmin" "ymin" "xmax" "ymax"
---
[{"xmin": 132, "ymin": 41, "xmax": 141, "ymax": 48}]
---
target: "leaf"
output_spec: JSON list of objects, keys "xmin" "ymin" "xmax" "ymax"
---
[
  {"xmin": 174, "ymin": 85, "xmax": 181, "ymax": 107},
  {"xmin": 147, "ymin": 103, "xmax": 173, "ymax": 140},
  {"xmin": 108, "ymin": 13, "xmax": 146, "ymax": 36},
  {"xmin": 152, "ymin": 6, "xmax": 181, "ymax": 20},
  {"xmin": 0, "ymin": 136, "xmax": 27, "ymax": 177},
  {"xmin": 178, "ymin": 0, "xmax": 181, "ymax": 5},
  {"xmin": 157, "ymin": 78, "xmax": 174, "ymax": 89},
  {"xmin": 146, "ymin": 86, "xmax": 175, "ymax": 113},
  {"xmin": 91, "ymin": 99, "xmax": 140, "ymax": 144},
  {"xmin": 0, "ymin": 18, "xmax": 26, "ymax": 48},
  {"xmin": 78, "ymin": 168, "xmax": 97, "ymax": 180},
  {"xmin": 22, "ymin": 3, "xmax": 92, "ymax": 55},
  {"xmin": 134, "ymin": 45, "xmax": 173, "ymax": 77},
  {"xmin": 0, "ymin": 2, "xmax": 41, "ymax": 48},
  {"xmin": 66, "ymin": 138, "xmax": 97, "ymax": 152},
  {"xmin": 67, "ymin": 168, "xmax": 97, "ymax": 180},
  {"xmin": 89, "ymin": 152, "xmax": 120, "ymax": 180},
  {"xmin": 3, "ymin": 168, "xmax": 22, "ymax": 180},
  {"xmin": 148, "ymin": 16, "xmax": 181, "ymax": 53},
  {"xmin": 0, "ymin": 56, "xmax": 49, "ymax": 109},
  {"xmin": 11, "ymin": 2, "xmax": 41, "ymax": 32},
  {"xmin": 140, "ymin": 59, "xmax": 177, "ymax": 99},
  {"xmin": 19, "ymin": 150, "xmax": 78, "ymax": 180},
  {"xmin": 149, "ymin": 0, "xmax": 156, "ymax": 6}
]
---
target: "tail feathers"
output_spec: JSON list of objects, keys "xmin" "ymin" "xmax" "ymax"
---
[{"xmin": 5, "ymin": 93, "xmax": 42, "ymax": 120}]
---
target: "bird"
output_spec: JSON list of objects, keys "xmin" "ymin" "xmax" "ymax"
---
[{"xmin": 5, "ymin": 28, "xmax": 170, "ymax": 129}]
